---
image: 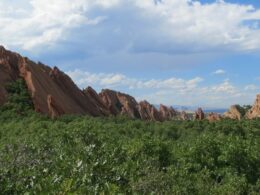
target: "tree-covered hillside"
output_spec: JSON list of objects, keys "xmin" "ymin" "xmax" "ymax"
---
[{"xmin": 0, "ymin": 80, "xmax": 259, "ymax": 194}]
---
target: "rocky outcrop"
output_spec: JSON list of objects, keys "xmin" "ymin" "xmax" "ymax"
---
[
  {"xmin": 224, "ymin": 105, "xmax": 242, "ymax": 120},
  {"xmin": 0, "ymin": 46, "xmax": 109, "ymax": 117},
  {"xmin": 138, "ymin": 101, "xmax": 163, "ymax": 121},
  {"xmin": 159, "ymin": 104, "xmax": 177, "ymax": 120},
  {"xmin": 0, "ymin": 46, "xmax": 21, "ymax": 105},
  {"xmin": 83, "ymin": 87, "xmax": 110, "ymax": 116},
  {"xmin": 99, "ymin": 89, "xmax": 141, "ymax": 119},
  {"xmin": 207, "ymin": 112, "xmax": 222, "ymax": 122},
  {"xmin": 180, "ymin": 111, "xmax": 189, "ymax": 120},
  {"xmin": 194, "ymin": 108, "xmax": 205, "ymax": 120},
  {"xmin": 246, "ymin": 94, "xmax": 260, "ymax": 119}
]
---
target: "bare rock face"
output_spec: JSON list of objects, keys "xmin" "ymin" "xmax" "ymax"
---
[
  {"xmin": 180, "ymin": 111, "xmax": 189, "ymax": 120},
  {"xmin": 224, "ymin": 105, "xmax": 242, "ymax": 120},
  {"xmin": 246, "ymin": 94, "xmax": 260, "ymax": 119},
  {"xmin": 0, "ymin": 46, "xmax": 108, "ymax": 117},
  {"xmin": 194, "ymin": 108, "xmax": 205, "ymax": 120},
  {"xmin": 159, "ymin": 104, "xmax": 177, "ymax": 120},
  {"xmin": 99, "ymin": 89, "xmax": 141, "ymax": 119},
  {"xmin": 47, "ymin": 95, "xmax": 65, "ymax": 119},
  {"xmin": 0, "ymin": 46, "xmax": 21, "ymax": 105},
  {"xmin": 83, "ymin": 87, "xmax": 110, "ymax": 116},
  {"xmin": 138, "ymin": 101, "xmax": 163, "ymax": 122},
  {"xmin": 207, "ymin": 112, "xmax": 222, "ymax": 122}
]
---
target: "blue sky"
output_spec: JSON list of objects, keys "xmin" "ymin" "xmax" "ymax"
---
[{"xmin": 0, "ymin": 0, "xmax": 259, "ymax": 108}]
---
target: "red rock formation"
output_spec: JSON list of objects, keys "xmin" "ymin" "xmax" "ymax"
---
[
  {"xmin": 47, "ymin": 95, "xmax": 65, "ymax": 119},
  {"xmin": 83, "ymin": 86, "xmax": 110, "ymax": 116},
  {"xmin": 0, "ymin": 46, "xmax": 20, "ymax": 105},
  {"xmin": 138, "ymin": 101, "xmax": 163, "ymax": 122},
  {"xmin": 194, "ymin": 108, "xmax": 205, "ymax": 120},
  {"xmin": 246, "ymin": 94, "xmax": 260, "ymax": 119},
  {"xmin": 0, "ymin": 46, "xmax": 108, "ymax": 117},
  {"xmin": 207, "ymin": 112, "xmax": 222, "ymax": 122},
  {"xmin": 224, "ymin": 105, "xmax": 241, "ymax": 120},
  {"xmin": 99, "ymin": 89, "xmax": 141, "ymax": 119},
  {"xmin": 159, "ymin": 104, "xmax": 177, "ymax": 120},
  {"xmin": 180, "ymin": 111, "xmax": 189, "ymax": 120}
]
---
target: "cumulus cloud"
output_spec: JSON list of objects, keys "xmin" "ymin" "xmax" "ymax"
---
[
  {"xmin": 67, "ymin": 69, "xmax": 203, "ymax": 91},
  {"xmin": 1, "ymin": 0, "xmax": 260, "ymax": 53},
  {"xmin": 0, "ymin": 0, "xmax": 119, "ymax": 50},
  {"xmin": 67, "ymin": 69, "xmax": 257, "ymax": 107}
]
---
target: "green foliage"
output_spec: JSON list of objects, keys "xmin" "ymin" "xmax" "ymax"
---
[
  {"xmin": 235, "ymin": 104, "xmax": 252, "ymax": 117},
  {"xmin": 1, "ymin": 79, "xmax": 33, "ymax": 114},
  {"xmin": 0, "ymin": 82, "xmax": 259, "ymax": 194}
]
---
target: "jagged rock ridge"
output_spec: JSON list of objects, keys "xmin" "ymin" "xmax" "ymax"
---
[
  {"xmin": 0, "ymin": 46, "xmax": 178, "ymax": 121},
  {"xmin": 0, "ymin": 46, "xmax": 110, "ymax": 118}
]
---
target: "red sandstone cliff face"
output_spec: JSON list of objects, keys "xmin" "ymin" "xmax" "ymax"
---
[
  {"xmin": 246, "ymin": 94, "xmax": 260, "ymax": 119},
  {"xmin": 194, "ymin": 108, "xmax": 205, "ymax": 120},
  {"xmin": 159, "ymin": 104, "xmax": 177, "ymax": 120},
  {"xmin": 83, "ymin": 87, "xmax": 110, "ymax": 116},
  {"xmin": 99, "ymin": 89, "xmax": 141, "ymax": 119},
  {"xmin": 0, "ymin": 46, "xmax": 108, "ymax": 117},
  {"xmin": 138, "ymin": 101, "xmax": 163, "ymax": 122},
  {"xmin": 0, "ymin": 46, "xmax": 20, "ymax": 105}
]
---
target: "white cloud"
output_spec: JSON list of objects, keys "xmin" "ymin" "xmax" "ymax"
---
[
  {"xmin": 213, "ymin": 69, "xmax": 226, "ymax": 75},
  {"xmin": 0, "ymin": 0, "xmax": 119, "ymax": 50},
  {"xmin": 133, "ymin": 0, "xmax": 260, "ymax": 51},
  {"xmin": 66, "ymin": 69, "xmax": 203, "ymax": 91},
  {"xmin": 67, "ymin": 69, "xmax": 257, "ymax": 107},
  {"xmin": 1, "ymin": 0, "xmax": 260, "ymax": 53}
]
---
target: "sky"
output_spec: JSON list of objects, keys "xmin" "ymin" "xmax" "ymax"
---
[{"xmin": 0, "ymin": 0, "xmax": 259, "ymax": 108}]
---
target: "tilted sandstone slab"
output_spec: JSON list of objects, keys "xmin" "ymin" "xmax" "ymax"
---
[
  {"xmin": 83, "ymin": 86, "xmax": 110, "ymax": 116},
  {"xmin": 0, "ymin": 46, "xmax": 108, "ymax": 117},
  {"xmin": 159, "ymin": 104, "xmax": 177, "ymax": 120},
  {"xmin": 138, "ymin": 101, "xmax": 163, "ymax": 122},
  {"xmin": 246, "ymin": 94, "xmax": 260, "ymax": 119},
  {"xmin": 99, "ymin": 89, "xmax": 141, "ymax": 119},
  {"xmin": 224, "ymin": 105, "xmax": 242, "ymax": 120},
  {"xmin": 0, "ymin": 46, "xmax": 21, "ymax": 105}
]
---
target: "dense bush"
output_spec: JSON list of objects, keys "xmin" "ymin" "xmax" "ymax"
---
[{"xmin": 0, "ymin": 80, "xmax": 259, "ymax": 194}]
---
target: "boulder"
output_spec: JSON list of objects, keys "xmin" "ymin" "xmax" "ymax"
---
[
  {"xmin": 246, "ymin": 94, "xmax": 260, "ymax": 119},
  {"xmin": 224, "ymin": 105, "xmax": 242, "ymax": 120}
]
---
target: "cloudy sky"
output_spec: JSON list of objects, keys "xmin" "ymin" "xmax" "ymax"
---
[{"xmin": 0, "ymin": 0, "xmax": 260, "ymax": 108}]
